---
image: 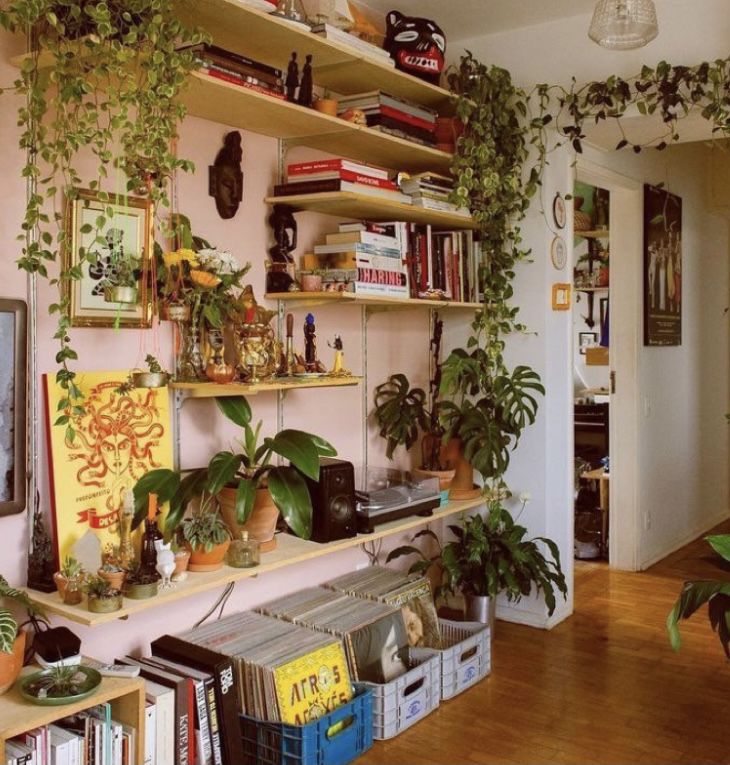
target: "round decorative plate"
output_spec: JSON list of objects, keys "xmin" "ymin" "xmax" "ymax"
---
[
  {"xmin": 553, "ymin": 192, "xmax": 566, "ymax": 229},
  {"xmin": 551, "ymin": 235, "xmax": 567, "ymax": 270},
  {"xmin": 19, "ymin": 666, "xmax": 102, "ymax": 706}
]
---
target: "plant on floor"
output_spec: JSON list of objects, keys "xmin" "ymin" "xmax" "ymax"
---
[
  {"xmin": 0, "ymin": 1, "xmax": 207, "ymax": 441},
  {"xmin": 131, "ymin": 396, "xmax": 337, "ymax": 540},
  {"xmin": 388, "ymin": 502, "xmax": 567, "ymax": 614},
  {"xmin": 0, "ymin": 575, "xmax": 47, "ymax": 654},
  {"xmin": 667, "ymin": 534, "xmax": 730, "ymax": 656}
]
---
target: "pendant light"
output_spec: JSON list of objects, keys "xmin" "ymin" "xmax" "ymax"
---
[{"xmin": 588, "ymin": 0, "xmax": 659, "ymax": 50}]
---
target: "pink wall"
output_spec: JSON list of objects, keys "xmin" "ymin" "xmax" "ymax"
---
[{"xmin": 0, "ymin": 30, "xmax": 470, "ymax": 658}]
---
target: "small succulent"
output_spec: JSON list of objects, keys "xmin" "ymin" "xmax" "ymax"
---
[
  {"xmin": 85, "ymin": 576, "xmax": 120, "ymax": 599},
  {"xmin": 182, "ymin": 506, "xmax": 231, "ymax": 553},
  {"xmin": 25, "ymin": 664, "xmax": 89, "ymax": 699},
  {"xmin": 145, "ymin": 354, "xmax": 166, "ymax": 375},
  {"xmin": 60, "ymin": 556, "xmax": 83, "ymax": 580}
]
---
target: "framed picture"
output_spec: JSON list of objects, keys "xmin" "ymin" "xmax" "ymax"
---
[
  {"xmin": 65, "ymin": 189, "xmax": 154, "ymax": 328},
  {"xmin": 0, "ymin": 299, "xmax": 27, "ymax": 516},
  {"xmin": 578, "ymin": 331, "xmax": 598, "ymax": 355},
  {"xmin": 552, "ymin": 283, "xmax": 571, "ymax": 310},
  {"xmin": 553, "ymin": 192, "xmax": 566, "ymax": 229},
  {"xmin": 643, "ymin": 184, "xmax": 682, "ymax": 346},
  {"xmin": 550, "ymin": 235, "xmax": 567, "ymax": 270}
]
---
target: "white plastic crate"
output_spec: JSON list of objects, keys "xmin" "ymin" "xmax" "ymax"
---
[
  {"xmin": 412, "ymin": 618, "xmax": 491, "ymax": 700},
  {"xmin": 354, "ymin": 649, "xmax": 440, "ymax": 740}
]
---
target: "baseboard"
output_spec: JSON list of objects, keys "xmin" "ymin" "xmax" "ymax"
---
[{"xmin": 639, "ymin": 508, "xmax": 730, "ymax": 570}]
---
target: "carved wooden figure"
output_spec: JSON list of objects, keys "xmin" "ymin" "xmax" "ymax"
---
[{"xmin": 209, "ymin": 131, "xmax": 244, "ymax": 219}]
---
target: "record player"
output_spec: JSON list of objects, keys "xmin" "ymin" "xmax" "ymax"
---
[{"xmin": 355, "ymin": 468, "xmax": 440, "ymax": 533}]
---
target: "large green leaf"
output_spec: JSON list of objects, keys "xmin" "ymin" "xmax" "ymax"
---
[
  {"xmin": 133, "ymin": 469, "xmax": 180, "ymax": 529},
  {"xmin": 706, "ymin": 535, "xmax": 730, "ymax": 564},
  {"xmin": 309, "ymin": 433, "xmax": 337, "ymax": 457},
  {"xmin": 268, "ymin": 430, "xmax": 320, "ymax": 480},
  {"xmin": 234, "ymin": 478, "xmax": 256, "ymax": 525},
  {"xmin": 372, "ymin": 374, "xmax": 429, "ymax": 458},
  {"xmin": 207, "ymin": 452, "xmax": 244, "ymax": 495},
  {"xmin": 0, "ymin": 610, "xmax": 17, "ymax": 654},
  {"xmin": 215, "ymin": 396, "xmax": 251, "ymax": 428},
  {"xmin": 166, "ymin": 469, "xmax": 208, "ymax": 534},
  {"xmin": 268, "ymin": 466, "xmax": 312, "ymax": 539},
  {"xmin": 667, "ymin": 580, "xmax": 730, "ymax": 650}
]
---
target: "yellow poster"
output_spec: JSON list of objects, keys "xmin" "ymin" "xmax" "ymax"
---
[
  {"xmin": 274, "ymin": 642, "xmax": 353, "ymax": 725},
  {"xmin": 44, "ymin": 371, "xmax": 173, "ymax": 563}
]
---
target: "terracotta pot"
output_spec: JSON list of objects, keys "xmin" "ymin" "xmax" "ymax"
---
[
  {"xmin": 314, "ymin": 98, "xmax": 338, "ymax": 117},
  {"xmin": 414, "ymin": 467, "xmax": 456, "ymax": 492},
  {"xmin": 205, "ymin": 360, "xmax": 237, "ymax": 384},
  {"xmin": 53, "ymin": 572, "xmax": 68, "ymax": 600},
  {"xmin": 445, "ymin": 439, "xmax": 482, "ymax": 500},
  {"xmin": 300, "ymin": 274, "xmax": 323, "ymax": 292},
  {"xmin": 98, "ymin": 569, "xmax": 126, "ymax": 591},
  {"xmin": 0, "ymin": 631, "xmax": 26, "ymax": 695},
  {"xmin": 597, "ymin": 266, "xmax": 609, "ymax": 287},
  {"xmin": 218, "ymin": 486, "xmax": 279, "ymax": 552},
  {"xmin": 186, "ymin": 540, "xmax": 231, "ymax": 572}
]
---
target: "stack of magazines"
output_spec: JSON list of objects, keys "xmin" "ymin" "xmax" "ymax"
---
[
  {"xmin": 325, "ymin": 566, "xmax": 442, "ymax": 649},
  {"xmin": 179, "ymin": 611, "xmax": 353, "ymax": 725},
  {"xmin": 258, "ymin": 588, "xmax": 411, "ymax": 684}
]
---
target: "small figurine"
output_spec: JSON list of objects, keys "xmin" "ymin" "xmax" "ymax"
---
[
  {"xmin": 140, "ymin": 493, "xmax": 162, "ymax": 581},
  {"xmin": 118, "ymin": 489, "xmax": 135, "ymax": 570},
  {"xmin": 298, "ymin": 54, "xmax": 313, "ymax": 108},
  {"xmin": 328, "ymin": 334, "xmax": 350, "ymax": 376},
  {"xmin": 285, "ymin": 52, "xmax": 299, "ymax": 103},
  {"xmin": 285, "ymin": 312, "xmax": 296, "ymax": 376},
  {"xmin": 266, "ymin": 204, "xmax": 299, "ymax": 293},
  {"xmin": 208, "ymin": 131, "xmax": 244, "ymax": 219},
  {"xmin": 26, "ymin": 498, "xmax": 56, "ymax": 593},
  {"xmin": 155, "ymin": 539, "xmax": 176, "ymax": 589},
  {"xmin": 304, "ymin": 312, "xmax": 317, "ymax": 370}
]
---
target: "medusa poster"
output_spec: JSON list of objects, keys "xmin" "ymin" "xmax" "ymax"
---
[{"xmin": 44, "ymin": 371, "xmax": 172, "ymax": 563}]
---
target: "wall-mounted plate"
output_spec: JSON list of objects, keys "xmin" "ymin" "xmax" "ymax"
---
[
  {"xmin": 551, "ymin": 235, "xmax": 567, "ymax": 270},
  {"xmin": 553, "ymin": 192, "xmax": 566, "ymax": 229}
]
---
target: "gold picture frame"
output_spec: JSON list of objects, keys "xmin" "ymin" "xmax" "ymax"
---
[
  {"xmin": 65, "ymin": 188, "xmax": 154, "ymax": 328},
  {"xmin": 552, "ymin": 283, "xmax": 572, "ymax": 310}
]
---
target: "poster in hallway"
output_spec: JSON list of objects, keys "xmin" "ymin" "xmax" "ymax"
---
[{"xmin": 644, "ymin": 184, "xmax": 682, "ymax": 346}]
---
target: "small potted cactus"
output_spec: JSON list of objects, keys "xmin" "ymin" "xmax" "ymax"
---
[{"xmin": 85, "ymin": 576, "xmax": 123, "ymax": 614}]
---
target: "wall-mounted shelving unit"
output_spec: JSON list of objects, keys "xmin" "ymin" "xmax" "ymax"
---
[
  {"xmin": 266, "ymin": 292, "xmax": 482, "ymax": 311},
  {"xmin": 25, "ymin": 495, "xmax": 484, "ymax": 627},
  {"xmin": 575, "ymin": 229, "xmax": 610, "ymax": 240},
  {"xmin": 170, "ymin": 375, "xmax": 361, "ymax": 399}
]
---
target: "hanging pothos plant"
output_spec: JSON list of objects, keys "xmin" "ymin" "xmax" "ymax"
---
[{"xmin": 0, "ymin": 0, "xmax": 207, "ymax": 441}]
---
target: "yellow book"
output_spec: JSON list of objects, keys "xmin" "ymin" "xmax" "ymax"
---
[{"xmin": 274, "ymin": 641, "xmax": 353, "ymax": 726}]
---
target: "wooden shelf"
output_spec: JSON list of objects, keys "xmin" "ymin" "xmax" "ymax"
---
[
  {"xmin": 264, "ymin": 192, "xmax": 474, "ymax": 229},
  {"xmin": 23, "ymin": 496, "xmax": 486, "ymax": 628},
  {"xmin": 575, "ymin": 286, "xmax": 609, "ymax": 293},
  {"xmin": 266, "ymin": 292, "xmax": 482, "ymax": 310},
  {"xmin": 174, "ymin": 0, "xmax": 455, "ymax": 114},
  {"xmin": 0, "ymin": 670, "xmax": 144, "ymax": 763},
  {"xmin": 181, "ymin": 72, "xmax": 452, "ymax": 173},
  {"xmin": 575, "ymin": 229, "xmax": 610, "ymax": 239},
  {"xmin": 169, "ymin": 375, "xmax": 361, "ymax": 398}
]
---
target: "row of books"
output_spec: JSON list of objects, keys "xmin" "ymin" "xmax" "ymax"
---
[
  {"xmin": 303, "ymin": 219, "xmax": 482, "ymax": 302},
  {"xmin": 180, "ymin": 43, "xmax": 285, "ymax": 99},
  {"xmin": 338, "ymin": 91, "xmax": 438, "ymax": 147},
  {"xmin": 4, "ymin": 703, "xmax": 133, "ymax": 765}
]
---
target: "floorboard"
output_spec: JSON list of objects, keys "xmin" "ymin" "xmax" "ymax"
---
[{"xmin": 357, "ymin": 521, "xmax": 730, "ymax": 764}]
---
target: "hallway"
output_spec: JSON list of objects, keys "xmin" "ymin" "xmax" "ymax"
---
[{"xmin": 359, "ymin": 523, "xmax": 730, "ymax": 764}]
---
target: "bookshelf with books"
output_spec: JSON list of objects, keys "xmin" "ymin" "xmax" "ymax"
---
[{"xmin": 0, "ymin": 672, "xmax": 144, "ymax": 765}]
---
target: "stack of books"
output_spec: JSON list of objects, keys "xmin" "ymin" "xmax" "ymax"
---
[
  {"xmin": 399, "ymin": 172, "xmax": 470, "ymax": 216},
  {"xmin": 337, "ymin": 91, "xmax": 438, "ymax": 147},
  {"xmin": 177, "ymin": 613, "xmax": 353, "ymax": 726},
  {"xmin": 310, "ymin": 23, "xmax": 395, "ymax": 67},
  {"xmin": 258, "ymin": 588, "xmax": 411, "ymax": 684},
  {"xmin": 4, "ymin": 702, "xmax": 135, "ymax": 765},
  {"xmin": 274, "ymin": 159, "xmax": 411, "ymax": 205},
  {"xmin": 304, "ymin": 220, "xmax": 410, "ymax": 299},
  {"xmin": 180, "ymin": 43, "xmax": 285, "ymax": 99},
  {"xmin": 326, "ymin": 566, "xmax": 442, "ymax": 649}
]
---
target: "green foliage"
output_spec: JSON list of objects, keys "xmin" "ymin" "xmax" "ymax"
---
[
  {"xmin": 0, "ymin": 1, "xmax": 207, "ymax": 441},
  {"xmin": 0, "ymin": 574, "xmax": 47, "ymax": 653},
  {"xmin": 667, "ymin": 534, "xmax": 730, "ymax": 656},
  {"xmin": 131, "ymin": 396, "xmax": 337, "ymax": 540},
  {"xmin": 85, "ymin": 575, "xmax": 118, "ymax": 599},
  {"xmin": 387, "ymin": 505, "xmax": 567, "ymax": 615},
  {"xmin": 372, "ymin": 374, "xmax": 429, "ymax": 459},
  {"xmin": 182, "ymin": 506, "xmax": 231, "ymax": 553},
  {"xmin": 145, "ymin": 354, "xmax": 165, "ymax": 374},
  {"xmin": 59, "ymin": 555, "xmax": 83, "ymax": 580}
]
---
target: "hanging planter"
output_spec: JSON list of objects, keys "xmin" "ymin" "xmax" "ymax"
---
[{"xmin": 104, "ymin": 285, "xmax": 139, "ymax": 305}]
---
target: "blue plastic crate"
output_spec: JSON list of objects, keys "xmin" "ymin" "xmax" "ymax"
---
[{"xmin": 239, "ymin": 686, "xmax": 373, "ymax": 765}]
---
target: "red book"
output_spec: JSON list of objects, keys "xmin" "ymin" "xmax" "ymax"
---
[
  {"xmin": 287, "ymin": 158, "xmax": 390, "ymax": 180},
  {"xmin": 378, "ymin": 103, "xmax": 437, "ymax": 133},
  {"xmin": 199, "ymin": 67, "xmax": 286, "ymax": 99},
  {"xmin": 287, "ymin": 169, "xmax": 398, "ymax": 191}
]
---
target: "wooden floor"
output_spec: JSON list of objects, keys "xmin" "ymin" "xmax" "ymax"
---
[{"xmin": 359, "ymin": 521, "xmax": 730, "ymax": 764}]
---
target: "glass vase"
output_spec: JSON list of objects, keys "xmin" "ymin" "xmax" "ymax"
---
[{"xmin": 176, "ymin": 301, "xmax": 204, "ymax": 382}]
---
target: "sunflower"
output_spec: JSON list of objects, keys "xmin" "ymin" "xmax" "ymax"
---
[{"xmin": 190, "ymin": 269, "xmax": 222, "ymax": 289}]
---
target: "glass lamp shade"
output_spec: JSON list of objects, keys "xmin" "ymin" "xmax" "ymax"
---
[{"xmin": 588, "ymin": 0, "xmax": 658, "ymax": 50}]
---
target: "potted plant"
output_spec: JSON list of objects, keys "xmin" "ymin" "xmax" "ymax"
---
[
  {"xmin": 314, "ymin": 90, "xmax": 338, "ymax": 116},
  {"xmin": 300, "ymin": 270, "xmax": 324, "ymax": 292},
  {"xmin": 97, "ymin": 561, "xmax": 126, "ymax": 592},
  {"xmin": 123, "ymin": 563, "xmax": 159, "ymax": 600},
  {"xmin": 131, "ymin": 396, "xmax": 336, "ymax": 552},
  {"xmin": 667, "ymin": 534, "xmax": 730, "ymax": 655},
  {"xmin": 388, "ymin": 502, "xmax": 567, "ymax": 627},
  {"xmin": 85, "ymin": 576, "xmax": 123, "ymax": 614},
  {"xmin": 132, "ymin": 355, "xmax": 170, "ymax": 389},
  {"xmin": 0, "ymin": 575, "xmax": 48, "ymax": 694},
  {"xmin": 101, "ymin": 250, "xmax": 142, "ymax": 304},
  {"xmin": 181, "ymin": 502, "xmax": 232, "ymax": 571},
  {"xmin": 53, "ymin": 556, "xmax": 84, "ymax": 601},
  {"xmin": 19, "ymin": 663, "xmax": 102, "ymax": 706}
]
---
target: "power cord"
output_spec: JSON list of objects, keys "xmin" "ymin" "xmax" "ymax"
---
[{"xmin": 193, "ymin": 582, "xmax": 235, "ymax": 628}]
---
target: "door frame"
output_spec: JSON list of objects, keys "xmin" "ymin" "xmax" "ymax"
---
[{"xmin": 576, "ymin": 158, "xmax": 642, "ymax": 571}]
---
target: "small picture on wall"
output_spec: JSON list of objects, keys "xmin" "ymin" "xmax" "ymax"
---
[
  {"xmin": 644, "ymin": 184, "xmax": 682, "ymax": 346},
  {"xmin": 65, "ymin": 189, "xmax": 153, "ymax": 328},
  {"xmin": 578, "ymin": 332, "xmax": 598, "ymax": 355}
]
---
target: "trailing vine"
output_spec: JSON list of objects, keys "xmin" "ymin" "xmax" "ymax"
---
[{"xmin": 0, "ymin": 0, "xmax": 206, "ymax": 441}]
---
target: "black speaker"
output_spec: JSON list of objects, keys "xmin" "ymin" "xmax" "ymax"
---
[{"xmin": 298, "ymin": 458, "xmax": 357, "ymax": 543}]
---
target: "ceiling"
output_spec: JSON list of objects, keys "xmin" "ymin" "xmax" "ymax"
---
[{"xmin": 358, "ymin": 0, "xmax": 600, "ymax": 42}]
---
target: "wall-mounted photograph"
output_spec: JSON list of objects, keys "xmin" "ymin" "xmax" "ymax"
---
[
  {"xmin": 0, "ymin": 298, "xmax": 27, "ymax": 516},
  {"xmin": 65, "ymin": 189, "xmax": 154, "ymax": 328},
  {"xmin": 578, "ymin": 331, "xmax": 598, "ymax": 355}
]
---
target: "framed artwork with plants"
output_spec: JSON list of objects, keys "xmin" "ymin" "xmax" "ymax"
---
[{"xmin": 65, "ymin": 189, "xmax": 154, "ymax": 328}]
